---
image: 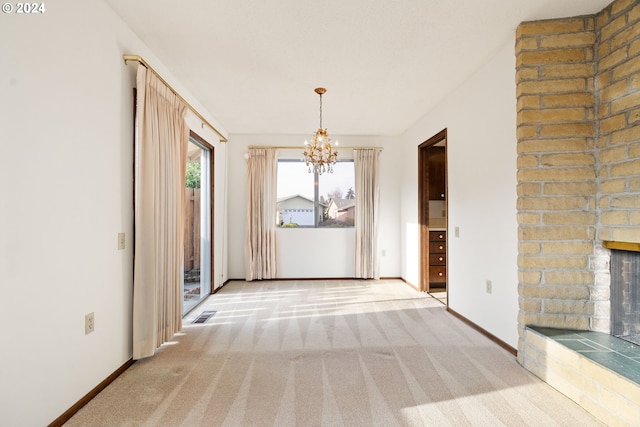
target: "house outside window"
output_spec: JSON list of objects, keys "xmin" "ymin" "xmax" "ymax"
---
[{"xmin": 277, "ymin": 159, "xmax": 355, "ymax": 228}]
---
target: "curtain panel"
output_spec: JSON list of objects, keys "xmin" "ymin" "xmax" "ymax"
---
[
  {"xmin": 133, "ymin": 65, "xmax": 189, "ymax": 359},
  {"xmin": 245, "ymin": 148, "xmax": 278, "ymax": 280},
  {"xmin": 354, "ymin": 149, "xmax": 381, "ymax": 279}
]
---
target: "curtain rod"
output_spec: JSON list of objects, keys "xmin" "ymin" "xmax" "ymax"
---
[
  {"xmin": 123, "ymin": 54, "xmax": 228, "ymax": 143},
  {"xmin": 248, "ymin": 145, "xmax": 383, "ymax": 151}
]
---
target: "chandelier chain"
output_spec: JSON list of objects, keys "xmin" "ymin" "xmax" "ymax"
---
[{"xmin": 319, "ymin": 92, "xmax": 323, "ymax": 129}]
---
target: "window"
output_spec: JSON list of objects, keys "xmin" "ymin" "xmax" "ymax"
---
[
  {"xmin": 183, "ymin": 134, "xmax": 213, "ymax": 314},
  {"xmin": 277, "ymin": 159, "xmax": 355, "ymax": 228}
]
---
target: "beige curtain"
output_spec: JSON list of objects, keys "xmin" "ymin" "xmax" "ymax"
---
[
  {"xmin": 354, "ymin": 149, "xmax": 380, "ymax": 279},
  {"xmin": 245, "ymin": 148, "xmax": 278, "ymax": 280},
  {"xmin": 133, "ymin": 65, "xmax": 188, "ymax": 359}
]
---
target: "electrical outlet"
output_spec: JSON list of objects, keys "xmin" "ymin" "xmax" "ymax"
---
[
  {"xmin": 118, "ymin": 233, "xmax": 125, "ymax": 250},
  {"xmin": 455, "ymin": 226, "xmax": 460, "ymax": 238},
  {"xmin": 486, "ymin": 280, "xmax": 492, "ymax": 294},
  {"xmin": 85, "ymin": 312, "xmax": 95, "ymax": 334}
]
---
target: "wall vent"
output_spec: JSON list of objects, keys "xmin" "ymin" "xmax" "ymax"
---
[{"xmin": 192, "ymin": 310, "xmax": 217, "ymax": 324}]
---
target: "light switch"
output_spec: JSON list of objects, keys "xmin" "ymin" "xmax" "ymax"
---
[{"xmin": 118, "ymin": 233, "xmax": 125, "ymax": 250}]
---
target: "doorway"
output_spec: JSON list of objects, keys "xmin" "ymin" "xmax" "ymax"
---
[
  {"xmin": 418, "ymin": 129, "xmax": 447, "ymax": 298},
  {"xmin": 183, "ymin": 131, "xmax": 214, "ymax": 314}
]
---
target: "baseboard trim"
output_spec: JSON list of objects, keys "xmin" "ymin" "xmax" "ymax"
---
[
  {"xmin": 48, "ymin": 358, "xmax": 135, "ymax": 427},
  {"xmin": 447, "ymin": 308, "xmax": 517, "ymax": 357},
  {"xmin": 399, "ymin": 277, "xmax": 419, "ymax": 291}
]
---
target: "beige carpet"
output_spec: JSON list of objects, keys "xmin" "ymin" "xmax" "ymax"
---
[{"xmin": 66, "ymin": 279, "xmax": 602, "ymax": 426}]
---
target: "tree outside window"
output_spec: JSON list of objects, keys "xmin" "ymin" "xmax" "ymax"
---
[{"xmin": 277, "ymin": 159, "xmax": 355, "ymax": 228}]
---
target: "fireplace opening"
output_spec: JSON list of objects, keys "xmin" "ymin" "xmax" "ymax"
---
[{"xmin": 610, "ymin": 249, "xmax": 640, "ymax": 346}]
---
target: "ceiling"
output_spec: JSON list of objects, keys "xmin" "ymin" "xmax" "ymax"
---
[{"xmin": 105, "ymin": 0, "xmax": 611, "ymax": 137}]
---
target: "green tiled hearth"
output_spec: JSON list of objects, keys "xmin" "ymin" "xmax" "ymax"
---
[{"xmin": 529, "ymin": 326, "xmax": 640, "ymax": 384}]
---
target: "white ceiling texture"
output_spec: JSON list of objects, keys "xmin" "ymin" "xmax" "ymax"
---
[{"xmin": 105, "ymin": 0, "xmax": 612, "ymax": 137}]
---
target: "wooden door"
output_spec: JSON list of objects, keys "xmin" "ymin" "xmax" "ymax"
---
[{"xmin": 418, "ymin": 129, "xmax": 447, "ymax": 293}]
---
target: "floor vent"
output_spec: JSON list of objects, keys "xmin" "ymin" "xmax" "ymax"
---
[{"xmin": 192, "ymin": 310, "xmax": 217, "ymax": 324}]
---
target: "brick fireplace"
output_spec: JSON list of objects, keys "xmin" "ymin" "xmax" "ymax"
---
[{"xmin": 515, "ymin": 0, "xmax": 640, "ymax": 424}]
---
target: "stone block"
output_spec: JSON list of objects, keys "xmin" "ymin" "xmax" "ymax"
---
[
  {"xmin": 599, "ymin": 46, "xmax": 629, "ymax": 71},
  {"xmin": 517, "ymin": 154, "xmax": 539, "ymax": 168},
  {"xmin": 599, "ymin": 178, "xmax": 626, "ymax": 193},
  {"xmin": 541, "ymin": 152, "xmax": 596, "ymax": 166},
  {"xmin": 610, "ymin": 0, "xmax": 636, "ymax": 17},
  {"xmin": 542, "ymin": 241, "xmax": 594, "ymax": 255},
  {"xmin": 599, "ymin": 388, "xmax": 640, "ymax": 424},
  {"xmin": 540, "ymin": 32, "xmax": 596, "ymax": 49},
  {"xmin": 630, "ymin": 39, "xmax": 640, "ymax": 57},
  {"xmin": 517, "ymin": 182, "xmax": 542, "ymax": 196},
  {"xmin": 517, "ymin": 212, "xmax": 541, "ymax": 225},
  {"xmin": 609, "ymin": 194, "xmax": 640, "ymax": 209},
  {"xmin": 600, "ymin": 15, "xmax": 628, "ymax": 41},
  {"xmin": 542, "ymin": 92, "xmax": 594, "ymax": 107},
  {"xmin": 630, "ymin": 1, "xmax": 640, "ymax": 22},
  {"xmin": 541, "ymin": 63, "xmax": 595, "ymax": 79},
  {"xmin": 542, "ymin": 212, "xmax": 596, "ymax": 225},
  {"xmin": 611, "ymin": 21, "xmax": 640, "ymax": 51},
  {"xmin": 599, "ymin": 146, "xmax": 627, "ymax": 163},
  {"xmin": 516, "ymin": 66, "xmax": 539, "ymax": 83},
  {"xmin": 520, "ymin": 285, "xmax": 590, "ymax": 299},
  {"xmin": 589, "ymin": 286, "xmax": 610, "ymax": 301},
  {"xmin": 601, "ymin": 211, "xmax": 629, "ymax": 225},
  {"xmin": 517, "ymin": 95, "xmax": 541, "ymax": 111},
  {"xmin": 545, "ymin": 270, "xmax": 594, "ymax": 285},
  {"xmin": 600, "ymin": 113, "xmax": 627, "ymax": 135},
  {"xmin": 610, "ymin": 228, "xmax": 640, "ymax": 242},
  {"xmin": 580, "ymin": 357, "xmax": 640, "ymax": 406},
  {"xmin": 593, "ymin": 301, "xmax": 610, "ymax": 317},
  {"xmin": 518, "ymin": 167, "xmax": 595, "ymax": 181},
  {"xmin": 610, "ymin": 90, "xmax": 640, "ymax": 114},
  {"xmin": 515, "ymin": 36, "xmax": 539, "ymax": 52},
  {"xmin": 611, "ymin": 55, "xmax": 640, "ymax": 81},
  {"xmin": 517, "ymin": 125, "xmax": 537, "ymax": 139},
  {"xmin": 518, "ymin": 79, "xmax": 587, "ymax": 96},
  {"xmin": 519, "ymin": 298, "xmax": 542, "ymax": 312},
  {"xmin": 539, "ymin": 122, "xmax": 595, "ymax": 137},
  {"xmin": 517, "ymin": 20, "xmax": 586, "ymax": 37},
  {"xmin": 519, "ymin": 271, "xmax": 542, "ymax": 285},
  {"xmin": 601, "ymin": 80, "xmax": 629, "ymax": 103},
  {"xmin": 543, "ymin": 181, "xmax": 596, "ymax": 196},
  {"xmin": 520, "ymin": 108, "xmax": 587, "ymax": 124},
  {"xmin": 629, "ymin": 141, "xmax": 640, "ymax": 157},
  {"xmin": 519, "ymin": 242, "xmax": 541, "ymax": 255},
  {"xmin": 522, "ymin": 255, "xmax": 588, "ymax": 269},
  {"xmin": 518, "ymin": 196, "xmax": 589, "ymax": 211}
]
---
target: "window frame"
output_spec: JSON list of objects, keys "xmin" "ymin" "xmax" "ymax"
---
[{"xmin": 277, "ymin": 157, "xmax": 355, "ymax": 229}]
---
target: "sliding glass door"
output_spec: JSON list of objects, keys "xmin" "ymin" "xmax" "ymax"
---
[{"xmin": 183, "ymin": 135, "xmax": 212, "ymax": 314}]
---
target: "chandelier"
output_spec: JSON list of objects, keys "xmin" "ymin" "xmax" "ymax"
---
[{"xmin": 303, "ymin": 87, "xmax": 338, "ymax": 174}]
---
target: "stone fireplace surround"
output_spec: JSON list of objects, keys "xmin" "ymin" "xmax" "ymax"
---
[{"xmin": 516, "ymin": 0, "xmax": 640, "ymax": 424}]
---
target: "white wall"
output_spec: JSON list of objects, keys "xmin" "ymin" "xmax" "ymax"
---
[
  {"xmin": 400, "ymin": 40, "xmax": 519, "ymax": 347},
  {"xmin": 0, "ymin": 1, "xmax": 227, "ymax": 425},
  {"xmin": 227, "ymin": 134, "xmax": 401, "ymax": 279}
]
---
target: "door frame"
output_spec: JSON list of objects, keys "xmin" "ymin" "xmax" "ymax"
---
[
  {"xmin": 184, "ymin": 130, "xmax": 215, "ymax": 314},
  {"xmin": 418, "ymin": 128, "xmax": 447, "ymax": 293}
]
